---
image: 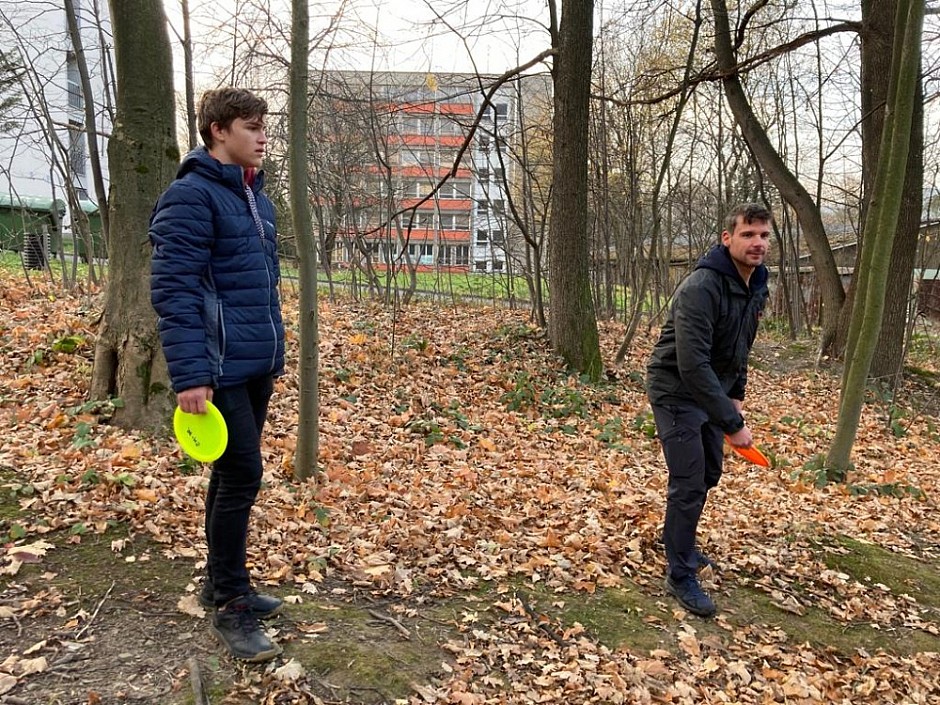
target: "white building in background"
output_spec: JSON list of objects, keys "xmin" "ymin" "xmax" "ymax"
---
[
  {"xmin": 322, "ymin": 70, "xmax": 552, "ymax": 276},
  {"xmin": 0, "ymin": 0, "xmax": 113, "ymax": 251}
]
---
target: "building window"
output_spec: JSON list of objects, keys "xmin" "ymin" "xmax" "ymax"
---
[
  {"xmin": 474, "ymin": 260, "xmax": 487, "ymax": 272},
  {"xmin": 68, "ymin": 121, "xmax": 86, "ymax": 177},
  {"xmin": 492, "ymin": 259, "xmax": 504, "ymax": 271},
  {"xmin": 439, "ymin": 245, "xmax": 470, "ymax": 266},
  {"xmin": 439, "ymin": 213, "xmax": 470, "ymax": 231},
  {"xmin": 493, "ymin": 103, "xmax": 509, "ymax": 121},
  {"xmin": 476, "ymin": 230, "xmax": 488, "ymax": 244},
  {"xmin": 400, "ymin": 148, "xmax": 435, "ymax": 166},
  {"xmin": 477, "ymin": 167, "xmax": 489, "ymax": 181},
  {"xmin": 401, "ymin": 116, "xmax": 431, "ymax": 135},
  {"xmin": 66, "ymin": 57, "xmax": 83, "ymax": 112},
  {"xmin": 491, "ymin": 199, "xmax": 505, "ymax": 214},
  {"xmin": 491, "ymin": 230, "xmax": 504, "ymax": 245},
  {"xmin": 493, "ymin": 167, "xmax": 506, "ymax": 182},
  {"xmin": 402, "ymin": 210, "xmax": 433, "ymax": 230},
  {"xmin": 401, "ymin": 179, "xmax": 429, "ymax": 198},
  {"xmin": 405, "ymin": 242, "xmax": 434, "ymax": 264},
  {"xmin": 439, "ymin": 179, "xmax": 471, "ymax": 199},
  {"xmin": 439, "ymin": 119, "xmax": 464, "ymax": 136}
]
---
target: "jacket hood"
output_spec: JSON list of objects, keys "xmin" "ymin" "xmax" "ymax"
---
[
  {"xmin": 177, "ymin": 146, "xmax": 265, "ymax": 191},
  {"xmin": 696, "ymin": 243, "xmax": 768, "ymax": 292}
]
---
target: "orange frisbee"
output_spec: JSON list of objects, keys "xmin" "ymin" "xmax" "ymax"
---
[{"xmin": 724, "ymin": 436, "xmax": 771, "ymax": 467}]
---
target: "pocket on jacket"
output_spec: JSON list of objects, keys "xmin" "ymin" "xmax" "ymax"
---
[{"xmin": 203, "ymin": 292, "xmax": 222, "ymax": 377}]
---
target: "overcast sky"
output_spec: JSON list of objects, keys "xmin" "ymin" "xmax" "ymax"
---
[{"xmin": 164, "ymin": 0, "xmax": 552, "ymax": 88}]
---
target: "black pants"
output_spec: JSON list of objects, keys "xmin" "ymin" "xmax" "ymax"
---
[
  {"xmin": 652, "ymin": 403, "xmax": 724, "ymax": 581},
  {"xmin": 205, "ymin": 375, "xmax": 274, "ymax": 605}
]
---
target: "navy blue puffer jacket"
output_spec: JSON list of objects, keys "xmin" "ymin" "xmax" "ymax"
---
[{"xmin": 150, "ymin": 147, "xmax": 285, "ymax": 392}]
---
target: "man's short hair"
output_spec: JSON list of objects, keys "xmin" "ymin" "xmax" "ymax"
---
[
  {"xmin": 197, "ymin": 87, "xmax": 268, "ymax": 148},
  {"xmin": 725, "ymin": 203, "xmax": 773, "ymax": 234}
]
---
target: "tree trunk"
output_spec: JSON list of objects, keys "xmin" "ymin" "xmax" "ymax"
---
[
  {"xmin": 709, "ymin": 0, "xmax": 845, "ymax": 354},
  {"xmin": 858, "ymin": 0, "xmax": 924, "ymax": 383},
  {"xmin": 90, "ymin": 0, "xmax": 179, "ymax": 430},
  {"xmin": 291, "ymin": 0, "xmax": 320, "ymax": 480},
  {"xmin": 64, "ymin": 0, "xmax": 110, "ymax": 244},
  {"xmin": 826, "ymin": 0, "xmax": 922, "ymax": 479},
  {"xmin": 546, "ymin": 0, "xmax": 602, "ymax": 381},
  {"xmin": 181, "ymin": 0, "xmax": 198, "ymax": 151}
]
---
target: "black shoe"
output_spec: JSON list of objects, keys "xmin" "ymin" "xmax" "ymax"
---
[
  {"xmin": 199, "ymin": 580, "xmax": 284, "ymax": 619},
  {"xmin": 695, "ymin": 549, "xmax": 718, "ymax": 572},
  {"xmin": 211, "ymin": 597, "xmax": 282, "ymax": 662},
  {"xmin": 665, "ymin": 574, "xmax": 716, "ymax": 617}
]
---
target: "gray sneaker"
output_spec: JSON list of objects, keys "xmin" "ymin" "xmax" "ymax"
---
[{"xmin": 211, "ymin": 596, "xmax": 282, "ymax": 662}]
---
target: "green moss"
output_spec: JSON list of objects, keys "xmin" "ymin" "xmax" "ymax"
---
[
  {"xmin": 0, "ymin": 522, "xmax": 195, "ymax": 598},
  {"xmin": 822, "ymin": 536, "xmax": 940, "ymax": 607},
  {"xmin": 0, "ymin": 466, "xmax": 22, "ymax": 515},
  {"xmin": 553, "ymin": 584, "xmax": 672, "ymax": 653},
  {"xmin": 287, "ymin": 600, "xmax": 453, "ymax": 701},
  {"xmin": 720, "ymin": 583, "xmax": 940, "ymax": 656}
]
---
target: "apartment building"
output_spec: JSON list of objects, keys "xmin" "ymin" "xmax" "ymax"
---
[
  {"xmin": 318, "ymin": 70, "xmax": 549, "ymax": 275},
  {"xmin": 0, "ymin": 0, "xmax": 112, "ymax": 253}
]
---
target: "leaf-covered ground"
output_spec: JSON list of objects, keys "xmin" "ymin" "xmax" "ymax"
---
[{"xmin": 2, "ymin": 271, "xmax": 940, "ymax": 704}]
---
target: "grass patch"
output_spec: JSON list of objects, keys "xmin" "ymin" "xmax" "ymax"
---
[
  {"xmin": 287, "ymin": 598, "xmax": 459, "ymax": 702},
  {"xmin": 507, "ymin": 557, "xmax": 940, "ymax": 663},
  {"xmin": 721, "ymin": 584, "xmax": 940, "ymax": 656},
  {"xmin": 822, "ymin": 536, "xmax": 940, "ymax": 605},
  {"xmin": 551, "ymin": 583, "xmax": 673, "ymax": 654},
  {"xmin": 0, "ymin": 249, "xmax": 100, "ymax": 282},
  {"xmin": 4, "ymin": 523, "xmax": 194, "ymax": 599},
  {"xmin": 306, "ymin": 267, "xmax": 533, "ymax": 302}
]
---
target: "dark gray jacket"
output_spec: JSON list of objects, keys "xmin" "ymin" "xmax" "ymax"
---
[{"xmin": 646, "ymin": 244, "xmax": 769, "ymax": 434}]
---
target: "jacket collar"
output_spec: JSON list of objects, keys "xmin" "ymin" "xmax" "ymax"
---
[
  {"xmin": 177, "ymin": 146, "xmax": 265, "ymax": 191},
  {"xmin": 696, "ymin": 244, "xmax": 768, "ymax": 293}
]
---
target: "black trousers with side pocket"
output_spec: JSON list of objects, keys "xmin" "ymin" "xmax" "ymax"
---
[
  {"xmin": 651, "ymin": 402, "xmax": 724, "ymax": 581},
  {"xmin": 205, "ymin": 375, "xmax": 274, "ymax": 605}
]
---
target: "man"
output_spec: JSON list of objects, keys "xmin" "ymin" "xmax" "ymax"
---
[
  {"xmin": 150, "ymin": 87, "xmax": 286, "ymax": 661},
  {"xmin": 646, "ymin": 203, "xmax": 771, "ymax": 617}
]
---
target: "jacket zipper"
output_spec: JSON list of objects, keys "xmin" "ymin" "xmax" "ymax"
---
[{"xmin": 244, "ymin": 183, "xmax": 278, "ymax": 373}]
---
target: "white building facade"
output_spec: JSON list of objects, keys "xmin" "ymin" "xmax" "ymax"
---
[{"xmin": 0, "ymin": 0, "xmax": 113, "ymax": 243}]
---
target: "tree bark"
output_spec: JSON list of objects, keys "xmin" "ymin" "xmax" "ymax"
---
[
  {"xmin": 857, "ymin": 0, "xmax": 924, "ymax": 383},
  {"xmin": 90, "ymin": 0, "xmax": 179, "ymax": 430},
  {"xmin": 709, "ymin": 0, "xmax": 845, "ymax": 354},
  {"xmin": 64, "ymin": 0, "xmax": 110, "ymax": 244},
  {"xmin": 826, "ymin": 0, "xmax": 923, "ymax": 478},
  {"xmin": 546, "ymin": 0, "xmax": 602, "ymax": 380},
  {"xmin": 291, "ymin": 0, "xmax": 319, "ymax": 480},
  {"xmin": 181, "ymin": 0, "xmax": 198, "ymax": 151}
]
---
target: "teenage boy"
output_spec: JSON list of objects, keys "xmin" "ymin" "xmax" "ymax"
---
[{"xmin": 150, "ymin": 87, "xmax": 286, "ymax": 661}]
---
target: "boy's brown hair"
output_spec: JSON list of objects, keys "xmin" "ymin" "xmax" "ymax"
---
[{"xmin": 197, "ymin": 88, "xmax": 268, "ymax": 148}]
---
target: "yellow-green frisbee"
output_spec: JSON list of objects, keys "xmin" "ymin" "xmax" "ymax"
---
[{"xmin": 173, "ymin": 400, "xmax": 228, "ymax": 463}]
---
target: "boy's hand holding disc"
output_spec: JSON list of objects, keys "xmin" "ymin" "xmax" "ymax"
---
[{"xmin": 174, "ymin": 400, "xmax": 228, "ymax": 463}]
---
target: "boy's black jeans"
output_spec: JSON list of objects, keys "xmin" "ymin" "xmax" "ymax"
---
[
  {"xmin": 205, "ymin": 375, "xmax": 274, "ymax": 605},
  {"xmin": 651, "ymin": 402, "xmax": 724, "ymax": 581}
]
